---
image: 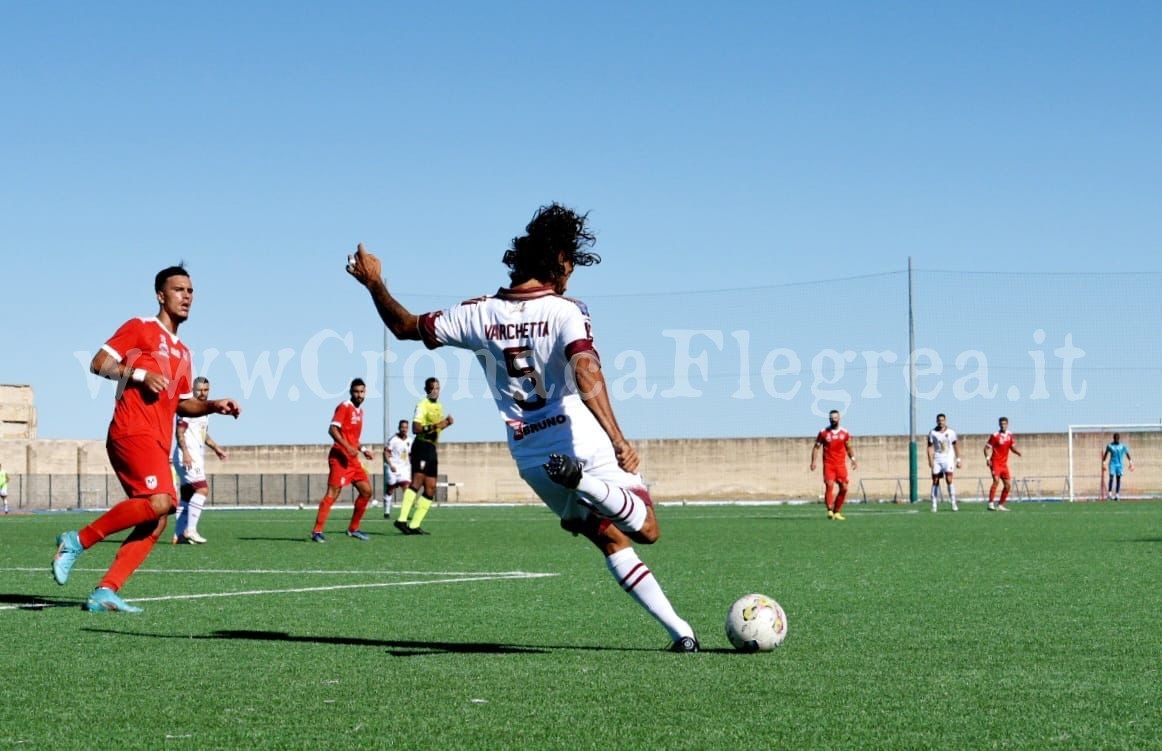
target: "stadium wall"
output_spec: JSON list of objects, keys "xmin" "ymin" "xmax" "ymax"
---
[{"xmin": 2, "ymin": 432, "xmax": 1158, "ymax": 505}]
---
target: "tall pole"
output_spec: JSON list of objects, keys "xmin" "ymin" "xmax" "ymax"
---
[
  {"xmin": 908, "ymin": 257, "xmax": 919, "ymax": 504},
  {"xmin": 382, "ymin": 323, "xmax": 391, "ymax": 517}
]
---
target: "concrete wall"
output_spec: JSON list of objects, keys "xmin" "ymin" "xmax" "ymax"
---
[
  {"xmin": 3, "ymin": 431, "xmax": 1159, "ymax": 504},
  {"xmin": 0, "ymin": 384, "xmax": 37, "ymax": 440}
]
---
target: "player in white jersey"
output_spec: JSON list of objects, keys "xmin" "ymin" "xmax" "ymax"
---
[
  {"xmin": 345, "ymin": 203, "xmax": 699, "ymax": 652},
  {"xmin": 926, "ymin": 412, "xmax": 961, "ymax": 512},
  {"xmin": 383, "ymin": 419, "xmax": 412, "ymax": 514},
  {"xmin": 171, "ymin": 377, "xmax": 228, "ymax": 543}
]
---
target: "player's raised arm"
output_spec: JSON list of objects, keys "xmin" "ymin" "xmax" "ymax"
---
[
  {"xmin": 346, "ymin": 244, "xmax": 421, "ymax": 341},
  {"xmin": 178, "ymin": 397, "xmax": 241, "ymax": 419}
]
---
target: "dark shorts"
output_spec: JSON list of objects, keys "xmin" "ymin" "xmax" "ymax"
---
[
  {"xmin": 410, "ymin": 439, "xmax": 438, "ymax": 477},
  {"xmin": 107, "ymin": 433, "xmax": 177, "ymax": 501}
]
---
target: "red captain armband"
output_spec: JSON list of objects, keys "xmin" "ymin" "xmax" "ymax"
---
[{"xmin": 565, "ymin": 339, "xmax": 598, "ymax": 363}]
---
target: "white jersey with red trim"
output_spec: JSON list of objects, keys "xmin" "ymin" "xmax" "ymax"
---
[
  {"xmin": 172, "ymin": 414, "xmax": 210, "ymax": 484},
  {"xmin": 418, "ymin": 285, "xmax": 614, "ymax": 469}
]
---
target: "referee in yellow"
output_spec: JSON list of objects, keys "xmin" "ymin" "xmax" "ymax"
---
[{"xmin": 394, "ymin": 377, "xmax": 453, "ymax": 535}]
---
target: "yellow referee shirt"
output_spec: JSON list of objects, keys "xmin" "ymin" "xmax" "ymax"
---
[{"xmin": 413, "ymin": 398, "xmax": 445, "ymax": 444}]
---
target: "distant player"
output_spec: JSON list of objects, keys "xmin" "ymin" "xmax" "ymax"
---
[
  {"xmin": 311, "ymin": 378, "xmax": 375, "ymax": 542},
  {"xmin": 171, "ymin": 376, "xmax": 229, "ymax": 543},
  {"xmin": 0, "ymin": 463, "xmax": 8, "ymax": 514},
  {"xmin": 394, "ymin": 377, "xmax": 453, "ymax": 535},
  {"xmin": 383, "ymin": 419, "xmax": 412, "ymax": 512},
  {"xmin": 346, "ymin": 203, "xmax": 699, "ymax": 651},
  {"xmin": 810, "ymin": 410, "xmax": 858, "ymax": 520},
  {"xmin": 984, "ymin": 416, "xmax": 1022, "ymax": 511},
  {"xmin": 51, "ymin": 264, "xmax": 241, "ymax": 612},
  {"xmin": 1102, "ymin": 433, "xmax": 1134, "ymax": 501},
  {"xmin": 927, "ymin": 413, "xmax": 960, "ymax": 512}
]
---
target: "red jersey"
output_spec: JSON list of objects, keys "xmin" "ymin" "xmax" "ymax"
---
[
  {"xmin": 330, "ymin": 401, "xmax": 364, "ymax": 452},
  {"xmin": 987, "ymin": 431, "xmax": 1016, "ymax": 466},
  {"xmin": 102, "ymin": 317, "xmax": 193, "ymax": 447},
  {"xmin": 816, "ymin": 427, "xmax": 852, "ymax": 467}
]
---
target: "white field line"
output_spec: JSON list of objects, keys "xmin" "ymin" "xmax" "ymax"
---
[
  {"xmin": 1, "ymin": 567, "xmax": 549, "ymax": 576},
  {"xmin": 0, "ymin": 570, "xmax": 557, "ymax": 611}
]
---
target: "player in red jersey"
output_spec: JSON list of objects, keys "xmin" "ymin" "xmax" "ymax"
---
[
  {"xmin": 810, "ymin": 410, "xmax": 858, "ymax": 520},
  {"xmin": 311, "ymin": 378, "xmax": 375, "ymax": 542},
  {"xmin": 51, "ymin": 264, "xmax": 241, "ymax": 612},
  {"xmin": 983, "ymin": 416, "xmax": 1022, "ymax": 511}
]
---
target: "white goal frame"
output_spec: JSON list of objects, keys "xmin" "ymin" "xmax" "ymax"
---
[{"xmin": 1067, "ymin": 423, "xmax": 1159, "ymax": 502}]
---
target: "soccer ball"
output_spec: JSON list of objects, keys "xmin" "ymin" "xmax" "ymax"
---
[{"xmin": 725, "ymin": 593, "xmax": 788, "ymax": 652}]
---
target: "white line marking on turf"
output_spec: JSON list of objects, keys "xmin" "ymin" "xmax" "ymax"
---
[
  {"xmin": 1, "ymin": 567, "xmax": 549, "ymax": 576},
  {"xmin": 0, "ymin": 571, "xmax": 557, "ymax": 611}
]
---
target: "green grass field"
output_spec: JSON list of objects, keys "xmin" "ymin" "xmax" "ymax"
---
[{"xmin": 1, "ymin": 502, "xmax": 1158, "ymax": 750}]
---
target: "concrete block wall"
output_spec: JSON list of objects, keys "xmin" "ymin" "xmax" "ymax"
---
[{"xmin": 2, "ymin": 431, "xmax": 1158, "ymax": 503}]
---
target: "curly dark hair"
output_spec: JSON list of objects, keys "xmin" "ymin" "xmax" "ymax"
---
[{"xmin": 502, "ymin": 203, "xmax": 601, "ymax": 285}]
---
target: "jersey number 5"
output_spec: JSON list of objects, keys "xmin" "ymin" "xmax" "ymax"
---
[{"xmin": 503, "ymin": 346, "xmax": 547, "ymax": 411}]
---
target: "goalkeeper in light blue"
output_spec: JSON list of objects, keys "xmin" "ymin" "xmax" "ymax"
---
[{"xmin": 1102, "ymin": 434, "xmax": 1134, "ymax": 500}]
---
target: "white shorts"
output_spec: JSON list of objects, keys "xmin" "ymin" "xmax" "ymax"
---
[
  {"xmin": 519, "ymin": 455, "xmax": 646, "ymax": 522},
  {"xmin": 932, "ymin": 456, "xmax": 956, "ymax": 476},
  {"xmin": 0, "ymin": 488, "xmax": 7, "ymax": 498},
  {"xmin": 175, "ymin": 461, "xmax": 206, "ymax": 486}
]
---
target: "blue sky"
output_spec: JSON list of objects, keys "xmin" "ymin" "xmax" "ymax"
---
[{"xmin": 2, "ymin": 2, "xmax": 1159, "ymax": 445}]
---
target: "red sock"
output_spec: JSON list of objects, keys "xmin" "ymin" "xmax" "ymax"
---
[
  {"xmin": 348, "ymin": 495, "xmax": 370, "ymax": 531},
  {"xmin": 313, "ymin": 496, "xmax": 335, "ymax": 534},
  {"xmin": 834, "ymin": 486, "xmax": 847, "ymax": 513},
  {"xmin": 824, "ymin": 485, "xmax": 834, "ymax": 512},
  {"xmin": 999, "ymin": 488, "xmax": 1010, "ymax": 505},
  {"xmin": 79, "ymin": 498, "xmax": 162, "ymax": 549},
  {"xmin": 988, "ymin": 485, "xmax": 997, "ymax": 503},
  {"xmin": 98, "ymin": 516, "xmax": 166, "ymax": 591}
]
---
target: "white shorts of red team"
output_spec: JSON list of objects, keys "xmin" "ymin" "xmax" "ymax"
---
[{"xmin": 518, "ymin": 454, "xmax": 646, "ymax": 522}]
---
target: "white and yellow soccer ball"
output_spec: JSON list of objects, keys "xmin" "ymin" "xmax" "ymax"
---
[{"xmin": 725, "ymin": 593, "xmax": 788, "ymax": 652}]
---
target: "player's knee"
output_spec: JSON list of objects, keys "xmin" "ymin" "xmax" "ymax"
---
[
  {"xmin": 148, "ymin": 494, "xmax": 175, "ymax": 516},
  {"xmin": 632, "ymin": 514, "xmax": 660, "ymax": 544}
]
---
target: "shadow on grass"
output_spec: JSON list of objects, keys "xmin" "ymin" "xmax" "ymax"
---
[
  {"xmin": 0, "ymin": 593, "xmax": 83, "ymax": 610},
  {"xmin": 233, "ymin": 536, "xmax": 319, "ymax": 543},
  {"xmin": 81, "ymin": 627, "xmax": 738, "ymax": 655}
]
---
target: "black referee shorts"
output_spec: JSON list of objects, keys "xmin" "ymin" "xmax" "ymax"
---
[{"xmin": 410, "ymin": 439, "xmax": 438, "ymax": 476}]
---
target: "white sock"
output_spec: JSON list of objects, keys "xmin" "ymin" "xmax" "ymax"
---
[
  {"xmin": 949, "ymin": 485, "xmax": 957, "ymax": 505},
  {"xmin": 606, "ymin": 547, "xmax": 693, "ymax": 641},
  {"xmin": 931, "ymin": 485, "xmax": 939, "ymax": 505},
  {"xmin": 174, "ymin": 502, "xmax": 189, "ymax": 537},
  {"xmin": 187, "ymin": 493, "xmax": 207, "ymax": 534},
  {"xmin": 575, "ymin": 475, "xmax": 647, "ymax": 533}
]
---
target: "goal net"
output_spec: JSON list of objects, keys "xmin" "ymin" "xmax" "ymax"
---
[{"xmin": 1067, "ymin": 424, "xmax": 1161, "ymax": 502}]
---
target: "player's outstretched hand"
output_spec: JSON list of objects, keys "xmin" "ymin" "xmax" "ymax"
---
[
  {"xmin": 345, "ymin": 243, "xmax": 382, "ymax": 287},
  {"xmin": 214, "ymin": 399, "xmax": 243, "ymax": 418},
  {"xmin": 361, "ymin": 448, "xmax": 374, "ymax": 460},
  {"xmin": 614, "ymin": 439, "xmax": 640, "ymax": 474},
  {"xmin": 445, "ymin": 415, "xmax": 454, "ymax": 427}
]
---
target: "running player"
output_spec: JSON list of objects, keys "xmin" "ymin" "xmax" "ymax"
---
[
  {"xmin": 51, "ymin": 264, "xmax": 241, "ymax": 612},
  {"xmin": 345, "ymin": 203, "xmax": 699, "ymax": 651},
  {"xmin": 394, "ymin": 377, "xmax": 452, "ymax": 535},
  {"xmin": 810, "ymin": 410, "xmax": 858, "ymax": 520},
  {"xmin": 984, "ymin": 416, "xmax": 1022, "ymax": 511},
  {"xmin": 311, "ymin": 378, "xmax": 375, "ymax": 542},
  {"xmin": 383, "ymin": 419, "xmax": 412, "ymax": 515},
  {"xmin": 927, "ymin": 413, "xmax": 960, "ymax": 512},
  {"xmin": 171, "ymin": 376, "xmax": 229, "ymax": 543},
  {"xmin": 1102, "ymin": 434, "xmax": 1134, "ymax": 500}
]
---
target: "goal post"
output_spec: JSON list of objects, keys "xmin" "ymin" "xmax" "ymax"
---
[{"xmin": 1067, "ymin": 423, "xmax": 1160, "ymax": 502}]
